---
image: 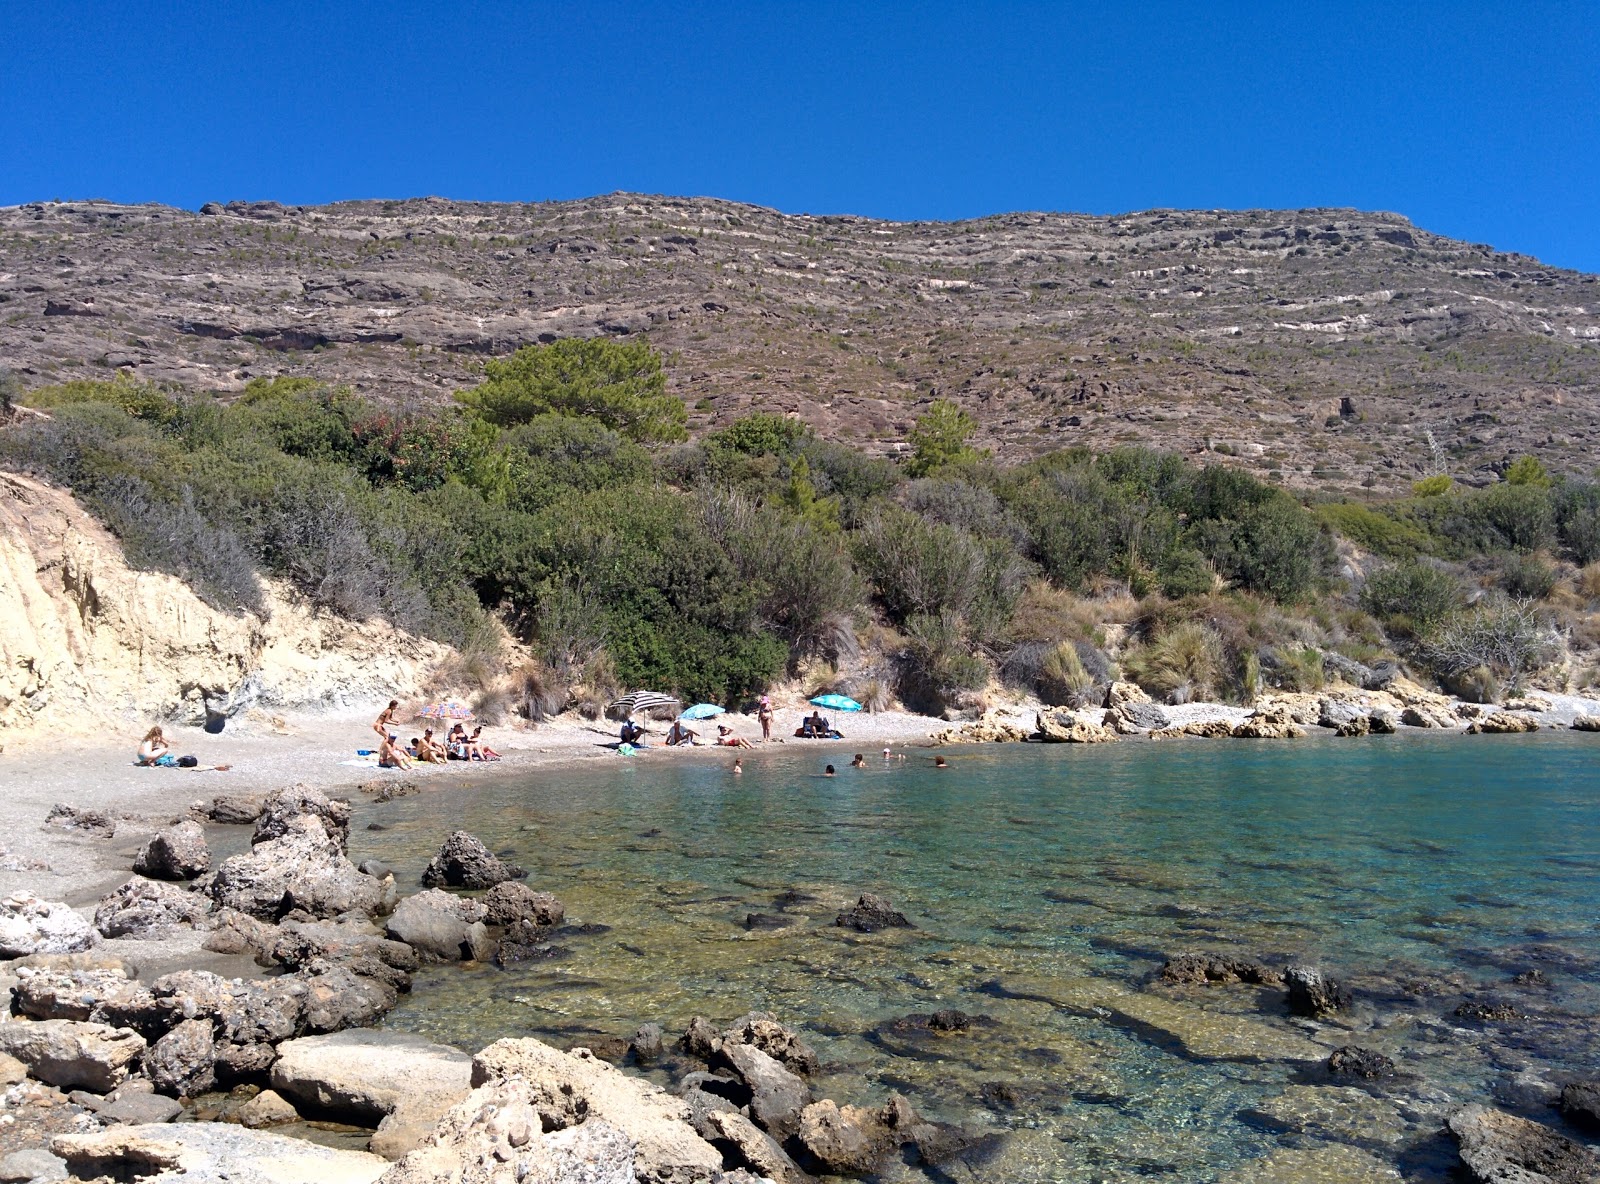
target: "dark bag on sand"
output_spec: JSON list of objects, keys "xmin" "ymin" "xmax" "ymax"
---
[{"xmin": 177, "ymin": 755, "xmax": 199, "ymax": 768}]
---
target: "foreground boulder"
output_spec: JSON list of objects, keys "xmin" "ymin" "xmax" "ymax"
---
[
  {"xmin": 420, "ymin": 832, "xmax": 527, "ymax": 889},
  {"xmin": 271, "ymin": 1030, "xmax": 473, "ymax": 1160},
  {"xmin": 385, "ymin": 890, "xmax": 492, "ymax": 962},
  {"xmin": 0, "ymin": 892, "xmax": 97, "ymax": 957},
  {"xmin": 52, "ymin": 1123, "xmax": 388, "ymax": 1184},
  {"xmin": 208, "ymin": 814, "xmax": 388, "ymax": 921},
  {"xmin": 1447, "ymin": 1103, "xmax": 1600, "ymax": 1183},
  {"xmin": 133, "ymin": 821, "xmax": 210, "ymax": 881},
  {"xmin": 0, "ymin": 1019, "xmax": 145, "ymax": 1091},
  {"xmin": 470, "ymin": 1037, "xmax": 724, "ymax": 1183},
  {"xmin": 835, "ymin": 894, "xmax": 912, "ymax": 933},
  {"xmin": 378, "ymin": 1082, "xmax": 635, "ymax": 1184},
  {"xmin": 94, "ymin": 878, "xmax": 211, "ymax": 939}
]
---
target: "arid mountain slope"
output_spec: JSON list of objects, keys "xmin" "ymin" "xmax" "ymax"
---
[{"xmin": 2, "ymin": 194, "xmax": 1597, "ymax": 491}]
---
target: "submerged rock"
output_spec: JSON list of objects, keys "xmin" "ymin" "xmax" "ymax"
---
[
  {"xmin": 420, "ymin": 831, "xmax": 527, "ymax": 890},
  {"xmin": 835, "ymin": 893, "xmax": 913, "ymax": 933},
  {"xmin": 1447, "ymin": 1103, "xmax": 1600, "ymax": 1183}
]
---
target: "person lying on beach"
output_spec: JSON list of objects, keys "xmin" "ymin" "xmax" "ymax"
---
[
  {"xmin": 374, "ymin": 700, "xmax": 400, "ymax": 741},
  {"xmin": 665, "ymin": 720, "xmax": 698, "ymax": 747},
  {"xmin": 714, "ymin": 725, "xmax": 753, "ymax": 749},
  {"xmin": 379, "ymin": 732, "xmax": 412, "ymax": 769}
]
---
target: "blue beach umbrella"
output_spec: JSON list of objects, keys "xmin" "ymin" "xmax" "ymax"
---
[
  {"xmin": 679, "ymin": 703, "xmax": 725, "ymax": 721},
  {"xmin": 809, "ymin": 693, "xmax": 863, "ymax": 712}
]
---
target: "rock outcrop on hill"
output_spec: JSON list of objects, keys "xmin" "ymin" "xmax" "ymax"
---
[{"xmin": 0, "ymin": 471, "xmax": 447, "ymax": 736}]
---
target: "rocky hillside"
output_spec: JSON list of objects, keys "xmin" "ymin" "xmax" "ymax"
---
[
  {"xmin": 2, "ymin": 194, "xmax": 1598, "ymax": 492},
  {"xmin": 0, "ymin": 471, "xmax": 445, "ymax": 736}
]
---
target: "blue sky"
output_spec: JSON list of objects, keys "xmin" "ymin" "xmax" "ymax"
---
[{"xmin": 3, "ymin": 2, "xmax": 1597, "ymax": 271}]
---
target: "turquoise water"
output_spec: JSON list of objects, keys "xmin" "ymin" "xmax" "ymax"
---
[{"xmin": 364, "ymin": 733, "xmax": 1600, "ymax": 1181}]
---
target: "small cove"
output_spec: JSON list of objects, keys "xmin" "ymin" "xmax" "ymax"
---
[{"xmin": 362, "ymin": 733, "xmax": 1600, "ymax": 1181}]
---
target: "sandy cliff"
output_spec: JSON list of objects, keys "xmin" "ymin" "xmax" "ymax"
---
[{"xmin": 0, "ymin": 471, "xmax": 447, "ymax": 740}]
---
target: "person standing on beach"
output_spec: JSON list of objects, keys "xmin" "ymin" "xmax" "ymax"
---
[{"xmin": 758, "ymin": 696, "xmax": 774, "ymax": 741}]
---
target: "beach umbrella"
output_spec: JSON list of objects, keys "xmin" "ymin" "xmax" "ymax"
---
[
  {"xmin": 420, "ymin": 700, "xmax": 474, "ymax": 720},
  {"xmin": 679, "ymin": 703, "xmax": 725, "ymax": 721},
  {"xmin": 809, "ymin": 693, "xmax": 864, "ymax": 712},
  {"xmin": 606, "ymin": 690, "xmax": 682, "ymax": 719}
]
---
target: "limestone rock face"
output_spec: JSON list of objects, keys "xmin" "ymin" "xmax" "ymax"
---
[
  {"xmin": 133, "ymin": 821, "xmax": 211, "ymax": 881},
  {"xmin": 52, "ymin": 1123, "xmax": 390, "ymax": 1184},
  {"xmin": 1447, "ymin": 1103, "xmax": 1600, "ymax": 1183},
  {"xmin": 0, "ymin": 1019, "xmax": 146, "ymax": 1092},
  {"xmin": 420, "ymin": 832, "xmax": 526, "ymax": 890},
  {"xmin": 469, "ymin": 1038, "xmax": 723, "ymax": 1184},
  {"xmin": 207, "ymin": 814, "xmax": 387, "ymax": 921},
  {"xmin": 1468, "ymin": 711, "xmax": 1540, "ymax": 734},
  {"xmin": 0, "ymin": 471, "xmax": 447, "ymax": 739},
  {"xmin": 1034, "ymin": 711, "xmax": 1117, "ymax": 743},
  {"xmin": 94, "ymin": 878, "xmax": 211, "ymax": 939},
  {"xmin": 0, "ymin": 892, "xmax": 97, "ymax": 958}
]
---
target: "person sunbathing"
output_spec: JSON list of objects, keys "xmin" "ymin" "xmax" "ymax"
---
[{"xmin": 714, "ymin": 724, "xmax": 753, "ymax": 749}]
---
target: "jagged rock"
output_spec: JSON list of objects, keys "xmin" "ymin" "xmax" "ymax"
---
[
  {"xmin": 200, "ymin": 793, "xmax": 266, "ymax": 825},
  {"xmin": 719, "ymin": 1013, "xmax": 821, "ymax": 1076},
  {"xmin": 376, "ymin": 1082, "xmax": 635, "ymax": 1184},
  {"xmin": 208, "ymin": 814, "xmax": 387, "ymax": 921},
  {"xmin": 707, "ymin": 1110, "xmax": 814, "ymax": 1184},
  {"xmin": 1447, "ymin": 1103, "xmax": 1600, "ymax": 1183},
  {"xmin": 1232, "ymin": 711, "xmax": 1308, "ymax": 739},
  {"xmin": 0, "ymin": 893, "xmax": 97, "ymax": 959},
  {"xmin": 0, "ymin": 1148, "xmax": 67, "ymax": 1181},
  {"xmin": 1159, "ymin": 954, "xmax": 1283, "ymax": 987},
  {"xmin": 469, "ymin": 1038, "xmax": 723, "ymax": 1183},
  {"xmin": 629, "ymin": 1023, "xmax": 664, "ymax": 1064},
  {"xmin": 272, "ymin": 1030, "xmax": 473, "ymax": 1160},
  {"xmin": 1285, "ymin": 964, "xmax": 1352, "ymax": 1017},
  {"xmin": 0, "ymin": 1019, "xmax": 145, "ymax": 1091},
  {"xmin": 94, "ymin": 877, "xmax": 211, "ymax": 939},
  {"xmin": 420, "ymin": 832, "xmax": 526, "ymax": 889},
  {"xmin": 1034, "ymin": 711, "xmax": 1117, "ymax": 743},
  {"xmin": 480, "ymin": 882, "xmax": 564, "ymax": 928},
  {"xmin": 385, "ymin": 890, "xmax": 491, "ymax": 963},
  {"xmin": 253, "ymin": 784, "xmax": 352, "ymax": 850},
  {"xmin": 133, "ymin": 821, "xmax": 211, "ymax": 881},
  {"xmin": 719, "ymin": 1043, "xmax": 810, "ymax": 1138},
  {"xmin": 795, "ymin": 1099, "xmax": 891, "ymax": 1176},
  {"xmin": 52, "ymin": 1123, "xmax": 389, "ymax": 1184},
  {"xmin": 1468, "ymin": 712, "xmax": 1540, "ymax": 735},
  {"xmin": 1559, "ymin": 1081, "xmax": 1600, "ymax": 1132},
  {"xmin": 1326, "ymin": 1046, "xmax": 1394, "ymax": 1080},
  {"xmin": 1402, "ymin": 704, "xmax": 1458, "ymax": 728},
  {"xmin": 145, "ymin": 1019, "xmax": 216, "ymax": 1097},
  {"xmin": 233, "ymin": 1088, "xmax": 299, "ymax": 1129},
  {"xmin": 44, "ymin": 804, "xmax": 116, "ymax": 838},
  {"xmin": 1571, "ymin": 714, "xmax": 1600, "ymax": 731},
  {"xmin": 834, "ymin": 894, "xmax": 912, "ymax": 934}
]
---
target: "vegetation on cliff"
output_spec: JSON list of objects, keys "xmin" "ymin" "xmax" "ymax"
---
[{"xmin": 3, "ymin": 340, "xmax": 1598, "ymax": 709}]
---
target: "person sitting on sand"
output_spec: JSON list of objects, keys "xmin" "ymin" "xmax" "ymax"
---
[
  {"xmin": 374, "ymin": 700, "xmax": 400, "ymax": 742},
  {"xmin": 378, "ymin": 732, "xmax": 412, "ymax": 770},
  {"xmin": 469, "ymin": 726, "xmax": 500, "ymax": 761},
  {"xmin": 665, "ymin": 720, "xmax": 698, "ymax": 747},
  {"xmin": 851, "ymin": 753, "xmax": 865, "ymax": 767},
  {"xmin": 137, "ymin": 726, "xmax": 175, "ymax": 767},
  {"xmin": 715, "ymin": 724, "xmax": 753, "ymax": 750}
]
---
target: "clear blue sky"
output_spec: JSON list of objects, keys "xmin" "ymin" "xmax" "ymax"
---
[{"xmin": 4, "ymin": 2, "xmax": 1597, "ymax": 271}]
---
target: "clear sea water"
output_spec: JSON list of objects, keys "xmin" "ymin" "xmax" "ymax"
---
[{"xmin": 364, "ymin": 733, "xmax": 1600, "ymax": 1182}]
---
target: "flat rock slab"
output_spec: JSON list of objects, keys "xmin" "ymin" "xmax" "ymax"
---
[
  {"xmin": 271, "ymin": 1029, "xmax": 472, "ymax": 1123},
  {"xmin": 51, "ymin": 1124, "xmax": 388, "ymax": 1184}
]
